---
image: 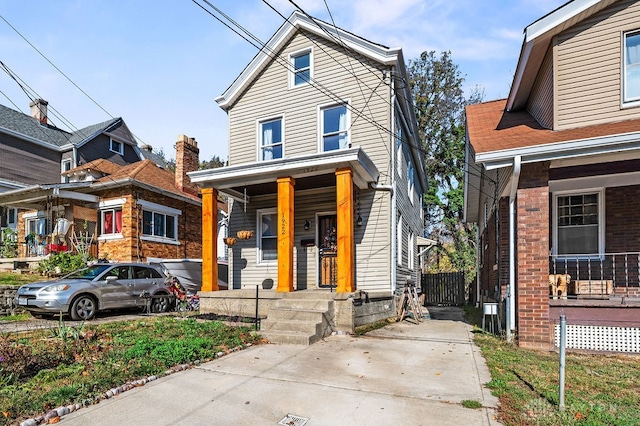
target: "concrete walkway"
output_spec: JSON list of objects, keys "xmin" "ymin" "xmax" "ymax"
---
[{"xmin": 60, "ymin": 307, "xmax": 501, "ymax": 426}]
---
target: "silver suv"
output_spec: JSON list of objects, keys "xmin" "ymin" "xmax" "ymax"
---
[{"xmin": 15, "ymin": 263, "xmax": 171, "ymax": 320}]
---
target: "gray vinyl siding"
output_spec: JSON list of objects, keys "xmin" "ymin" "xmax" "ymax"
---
[
  {"xmin": 527, "ymin": 47, "xmax": 554, "ymax": 129},
  {"xmin": 226, "ymin": 29, "xmax": 398, "ymax": 292},
  {"xmin": 228, "ymin": 187, "xmax": 392, "ymax": 292},
  {"xmin": 228, "ymin": 30, "xmax": 392, "ymax": 180},
  {"xmin": 77, "ymin": 134, "xmax": 140, "ymax": 166},
  {"xmin": 0, "ymin": 133, "xmax": 61, "ymax": 185},
  {"xmin": 555, "ymin": 0, "xmax": 640, "ymax": 130}
]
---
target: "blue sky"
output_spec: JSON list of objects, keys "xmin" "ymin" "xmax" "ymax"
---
[{"xmin": 0, "ymin": 0, "xmax": 566, "ymax": 162}]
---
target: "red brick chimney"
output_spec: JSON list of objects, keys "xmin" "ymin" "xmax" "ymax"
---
[
  {"xmin": 29, "ymin": 99, "xmax": 48, "ymax": 124},
  {"xmin": 175, "ymin": 134, "xmax": 200, "ymax": 196}
]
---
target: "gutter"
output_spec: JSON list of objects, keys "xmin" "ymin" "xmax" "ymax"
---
[{"xmin": 507, "ymin": 155, "xmax": 521, "ymax": 342}]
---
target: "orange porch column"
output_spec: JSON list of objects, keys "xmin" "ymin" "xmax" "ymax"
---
[
  {"xmin": 201, "ymin": 187, "xmax": 219, "ymax": 292},
  {"xmin": 277, "ymin": 176, "xmax": 295, "ymax": 292},
  {"xmin": 335, "ymin": 168, "xmax": 355, "ymax": 293}
]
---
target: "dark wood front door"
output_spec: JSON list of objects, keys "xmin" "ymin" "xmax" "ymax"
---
[{"xmin": 318, "ymin": 215, "xmax": 337, "ymax": 288}]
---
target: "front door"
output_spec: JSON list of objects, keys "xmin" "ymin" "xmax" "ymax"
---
[{"xmin": 318, "ymin": 215, "xmax": 337, "ymax": 289}]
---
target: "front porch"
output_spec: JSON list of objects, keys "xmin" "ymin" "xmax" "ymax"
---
[{"xmin": 199, "ymin": 288, "xmax": 396, "ymax": 343}]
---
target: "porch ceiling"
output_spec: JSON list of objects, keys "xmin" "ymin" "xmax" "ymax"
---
[
  {"xmin": 0, "ymin": 183, "xmax": 98, "ymax": 210},
  {"xmin": 188, "ymin": 147, "xmax": 380, "ymax": 199}
]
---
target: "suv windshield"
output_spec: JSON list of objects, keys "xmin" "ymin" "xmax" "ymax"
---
[{"xmin": 64, "ymin": 265, "xmax": 112, "ymax": 280}]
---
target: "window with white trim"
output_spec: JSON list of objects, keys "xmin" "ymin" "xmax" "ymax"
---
[
  {"xmin": 7, "ymin": 208, "xmax": 16, "ymax": 226},
  {"xmin": 408, "ymin": 231, "xmax": 414, "ymax": 270},
  {"xmin": 397, "ymin": 214, "xmax": 403, "ymax": 265},
  {"xmin": 110, "ymin": 139, "xmax": 124, "ymax": 155},
  {"xmin": 100, "ymin": 208, "xmax": 122, "ymax": 236},
  {"xmin": 321, "ymin": 104, "xmax": 349, "ymax": 152},
  {"xmin": 259, "ymin": 117, "xmax": 283, "ymax": 161},
  {"xmin": 258, "ymin": 209, "xmax": 277, "ymax": 263},
  {"xmin": 554, "ymin": 191, "xmax": 602, "ymax": 256},
  {"xmin": 396, "ymin": 114, "xmax": 404, "ymax": 176},
  {"xmin": 290, "ymin": 49, "xmax": 311, "ymax": 87},
  {"xmin": 407, "ymin": 157, "xmax": 415, "ymax": 204},
  {"xmin": 143, "ymin": 210, "xmax": 176, "ymax": 240},
  {"xmin": 624, "ymin": 30, "xmax": 640, "ymax": 103},
  {"xmin": 61, "ymin": 159, "xmax": 72, "ymax": 183}
]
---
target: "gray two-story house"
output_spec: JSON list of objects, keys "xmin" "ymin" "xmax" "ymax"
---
[{"xmin": 190, "ymin": 11, "xmax": 427, "ymax": 341}]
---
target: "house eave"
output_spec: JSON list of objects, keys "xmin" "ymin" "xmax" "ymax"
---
[
  {"xmin": 0, "ymin": 126, "xmax": 62, "ymax": 151},
  {"xmin": 477, "ymin": 131, "xmax": 640, "ymax": 170},
  {"xmin": 189, "ymin": 147, "xmax": 380, "ymax": 192},
  {"xmin": 216, "ymin": 11, "xmax": 401, "ymax": 110},
  {"xmin": 506, "ymin": 0, "xmax": 616, "ymax": 111}
]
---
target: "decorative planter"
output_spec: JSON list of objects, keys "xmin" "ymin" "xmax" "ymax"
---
[
  {"xmin": 223, "ymin": 237, "xmax": 237, "ymax": 246},
  {"xmin": 236, "ymin": 230, "xmax": 254, "ymax": 240}
]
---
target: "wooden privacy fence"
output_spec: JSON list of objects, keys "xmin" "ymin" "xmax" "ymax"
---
[{"xmin": 421, "ymin": 272, "xmax": 466, "ymax": 306}]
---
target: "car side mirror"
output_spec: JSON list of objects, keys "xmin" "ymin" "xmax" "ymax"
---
[{"xmin": 105, "ymin": 276, "xmax": 118, "ymax": 282}]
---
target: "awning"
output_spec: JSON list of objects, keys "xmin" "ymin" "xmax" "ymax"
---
[
  {"xmin": 0, "ymin": 183, "xmax": 98, "ymax": 210},
  {"xmin": 188, "ymin": 147, "xmax": 380, "ymax": 200}
]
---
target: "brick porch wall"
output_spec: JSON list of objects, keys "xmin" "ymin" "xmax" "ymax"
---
[{"xmin": 517, "ymin": 162, "xmax": 552, "ymax": 350}]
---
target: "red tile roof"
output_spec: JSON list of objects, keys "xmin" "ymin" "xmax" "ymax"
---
[
  {"xmin": 466, "ymin": 99, "xmax": 640, "ymax": 155},
  {"xmin": 63, "ymin": 158, "xmax": 121, "ymax": 176},
  {"xmin": 96, "ymin": 160, "xmax": 200, "ymax": 203}
]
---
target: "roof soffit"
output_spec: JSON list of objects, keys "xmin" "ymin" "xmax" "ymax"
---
[{"xmin": 507, "ymin": 0, "xmax": 618, "ymax": 110}]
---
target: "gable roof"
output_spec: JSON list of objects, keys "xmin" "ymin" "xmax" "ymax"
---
[
  {"xmin": 466, "ymin": 99, "xmax": 640, "ymax": 169},
  {"xmin": 0, "ymin": 103, "xmax": 71, "ymax": 148},
  {"xmin": 94, "ymin": 159, "xmax": 200, "ymax": 203},
  {"xmin": 215, "ymin": 10, "xmax": 403, "ymax": 110},
  {"xmin": 0, "ymin": 102, "xmax": 132, "ymax": 151},
  {"xmin": 507, "ymin": 0, "xmax": 618, "ymax": 111},
  {"xmin": 63, "ymin": 158, "xmax": 122, "ymax": 177}
]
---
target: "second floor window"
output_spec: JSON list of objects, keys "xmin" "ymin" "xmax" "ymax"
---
[
  {"xmin": 321, "ymin": 104, "xmax": 348, "ymax": 152},
  {"xmin": 110, "ymin": 139, "xmax": 124, "ymax": 155},
  {"xmin": 407, "ymin": 158, "xmax": 415, "ymax": 204},
  {"xmin": 291, "ymin": 49, "xmax": 311, "ymax": 87},
  {"xmin": 260, "ymin": 118, "xmax": 283, "ymax": 161},
  {"xmin": 624, "ymin": 31, "xmax": 640, "ymax": 103}
]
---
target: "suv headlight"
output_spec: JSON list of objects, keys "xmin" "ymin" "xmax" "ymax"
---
[{"xmin": 42, "ymin": 284, "xmax": 71, "ymax": 292}]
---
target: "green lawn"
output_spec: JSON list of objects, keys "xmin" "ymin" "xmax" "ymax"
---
[
  {"xmin": 0, "ymin": 316, "xmax": 263, "ymax": 425},
  {"xmin": 466, "ymin": 307, "xmax": 640, "ymax": 425},
  {"xmin": 0, "ymin": 271, "xmax": 44, "ymax": 287}
]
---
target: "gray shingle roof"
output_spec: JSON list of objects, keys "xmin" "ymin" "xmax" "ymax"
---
[{"xmin": 0, "ymin": 103, "xmax": 121, "ymax": 149}]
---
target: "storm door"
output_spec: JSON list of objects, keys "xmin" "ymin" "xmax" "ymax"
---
[{"xmin": 318, "ymin": 214, "xmax": 337, "ymax": 289}]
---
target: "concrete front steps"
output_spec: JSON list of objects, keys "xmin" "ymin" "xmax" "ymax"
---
[{"xmin": 260, "ymin": 292, "xmax": 336, "ymax": 345}]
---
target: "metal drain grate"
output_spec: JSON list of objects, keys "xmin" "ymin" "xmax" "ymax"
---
[{"xmin": 278, "ymin": 414, "xmax": 308, "ymax": 426}]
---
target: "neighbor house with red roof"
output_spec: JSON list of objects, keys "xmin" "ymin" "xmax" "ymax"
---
[
  {"xmin": 0, "ymin": 134, "xmax": 206, "ymax": 263},
  {"xmin": 465, "ymin": 0, "xmax": 640, "ymax": 352}
]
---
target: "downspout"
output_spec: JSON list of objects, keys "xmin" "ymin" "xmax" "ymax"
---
[
  {"xmin": 507, "ymin": 155, "xmax": 521, "ymax": 342},
  {"xmin": 389, "ymin": 65, "xmax": 398, "ymax": 295},
  {"xmin": 475, "ymin": 226, "xmax": 480, "ymax": 308}
]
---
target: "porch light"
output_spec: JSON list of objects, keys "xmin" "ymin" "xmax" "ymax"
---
[
  {"xmin": 304, "ymin": 220, "xmax": 311, "ymax": 230},
  {"xmin": 356, "ymin": 213, "xmax": 363, "ymax": 227}
]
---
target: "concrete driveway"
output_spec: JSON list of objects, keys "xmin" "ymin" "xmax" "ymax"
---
[{"xmin": 58, "ymin": 306, "xmax": 501, "ymax": 426}]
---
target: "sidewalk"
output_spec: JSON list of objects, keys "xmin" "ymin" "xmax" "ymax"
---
[{"xmin": 60, "ymin": 307, "xmax": 501, "ymax": 425}]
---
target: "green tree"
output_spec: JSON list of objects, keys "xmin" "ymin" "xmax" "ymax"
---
[
  {"xmin": 199, "ymin": 155, "xmax": 226, "ymax": 170},
  {"xmin": 408, "ymin": 51, "xmax": 483, "ymax": 279}
]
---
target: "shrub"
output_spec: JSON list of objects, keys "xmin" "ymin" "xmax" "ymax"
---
[{"xmin": 37, "ymin": 252, "xmax": 90, "ymax": 275}]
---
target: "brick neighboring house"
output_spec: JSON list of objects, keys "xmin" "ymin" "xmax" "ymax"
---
[
  {"xmin": 464, "ymin": 0, "xmax": 640, "ymax": 352},
  {"xmin": 0, "ymin": 135, "xmax": 211, "ymax": 263},
  {"xmin": 0, "ymin": 99, "xmax": 167, "ymax": 234}
]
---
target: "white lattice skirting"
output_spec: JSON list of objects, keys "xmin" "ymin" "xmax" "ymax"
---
[{"xmin": 554, "ymin": 324, "xmax": 640, "ymax": 353}]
